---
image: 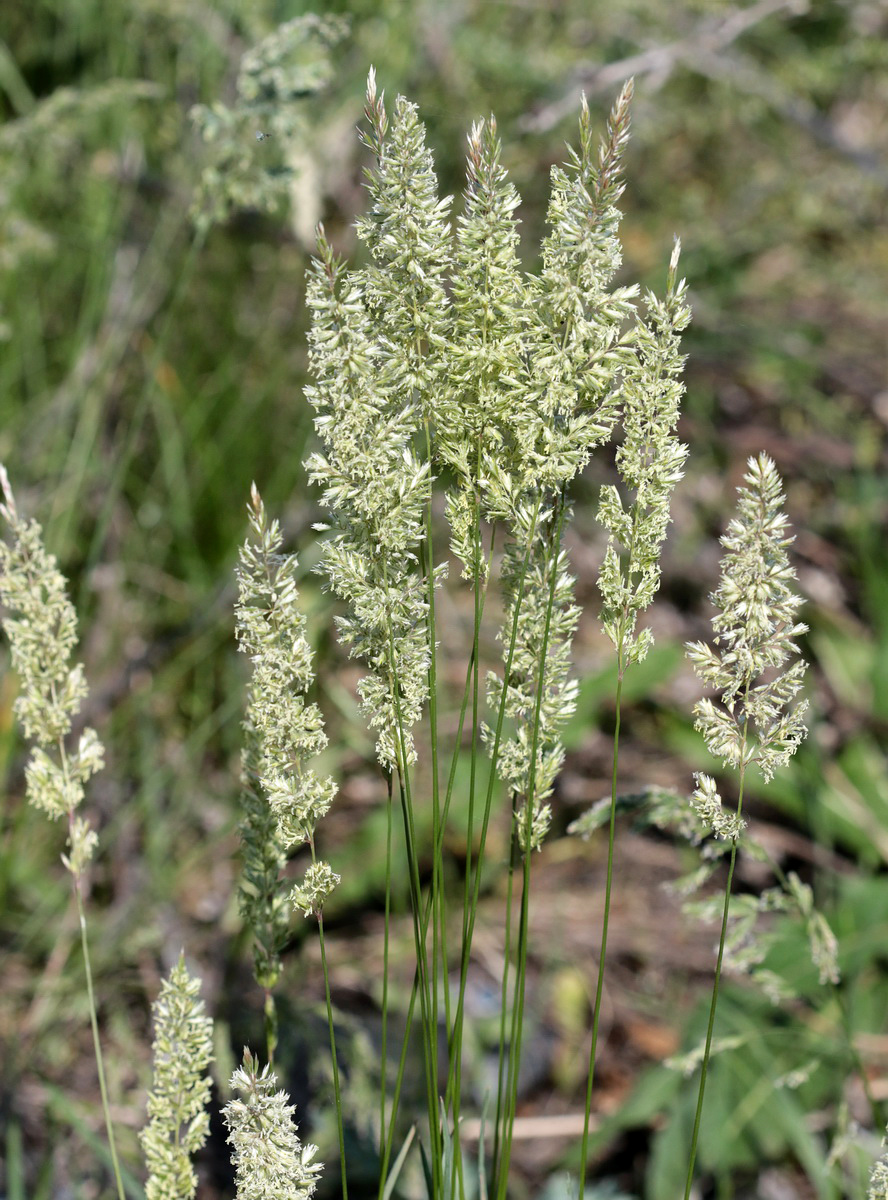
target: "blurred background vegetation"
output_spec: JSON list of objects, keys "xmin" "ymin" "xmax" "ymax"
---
[{"xmin": 0, "ymin": 0, "xmax": 887, "ymax": 1197}]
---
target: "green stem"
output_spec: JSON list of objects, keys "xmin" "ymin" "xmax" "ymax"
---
[
  {"xmin": 423, "ymin": 421, "xmax": 445, "ymax": 1132},
  {"xmin": 318, "ymin": 912, "xmax": 349, "ymax": 1200},
  {"xmin": 447, "ymin": 434, "xmax": 485, "ymax": 1200},
  {"xmin": 683, "ymin": 747, "xmax": 748, "ymax": 1200},
  {"xmin": 379, "ymin": 776, "xmax": 394, "ymax": 1164},
  {"xmin": 264, "ymin": 988, "xmax": 278, "ymax": 1068},
  {"xmin": 378, "ymin": 970, "xmax": 421, "ymax": 1199},
  {"xmin": 393, "ymin": 758, "xmax": 441, "ymax": 1188},
  {"xmin": 577, "ymin": 671, "xmax": 623, "ymax": 1197},
  {"xmin": 448, "ymin": 501, "xmax": 540, "ymax": 1125},
  {"xmin": 496, "ymin": 491, "xmax": 567, "ymax": 1200},
  {"xmin": 72, "ymin": 871, "xmax": 126, "ymax": 1200},
  {"xmin": 57, "ymin": 720, "xmax": 124, "ymax": 1200},
  {"xmin": 491, "ymin": 815, "xmax": 519, "ymax": 1182},
  {"xmin": 382, "ymin": 604, "xmax": 441, "ymax": 1191},
  {"xmin": 379, "ymin": 633, "xmax": 486, "ymax": 1197}
]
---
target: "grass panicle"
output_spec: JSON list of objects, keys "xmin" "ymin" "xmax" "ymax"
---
[
  {"xmin": 140, "ymin": 954, "xmax": 214, "ymax": 1200},
  {"xmin": 235, "ymin": 482, "xmax": 340, "ymax": 1082},
  {"xmin": 235, "ymin": 484, "xmax": 337, "ymax": 899},
  {"xmin": 223, "ymin": 1048, "xmax": 323, "ymax": 1200},
  {"xmin": 870, "ymin": 1139, "xmax": 888, "ymax": 1199}
]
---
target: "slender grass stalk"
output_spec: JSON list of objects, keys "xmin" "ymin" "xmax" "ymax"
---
[
  {"xmin": 0, "ymin": 469, "xmax": 124, "ymax": 1200},
  {"xmin": 683, "ymin": 738, "xmax": 749, "ymax": 1199},
  {"xmin": 379, "ymin": 775, "xmax": 394, "ymax": 1164},
  {"xmin": 422, "ymin": 420, "xmax": 446, "ymax": 1147},
  {"xmin": 495, "ymin": 491, "xmax": 569, "ymax": 1200},
  {"xmin": 447, "ymin": 508, "xmax": 525, "ymax": 1145},
  {"xmin": 378, "ymin": 972, "xmax": 420, "ymax": 1199},
  {"xmin": 379, "ymin": 526, "xmax": 481, "ymax": 1186},
  {"xmin": 374, "ymin": 560, "xmax": 501, "ymax": 1192},
  {"xmin": 72, "ymin": 861, "xmax": 126, "ymax": 1200},
  {"xmin": 445, "ymin": 500, "xmax": 540, "ymax": 1192},
  {"xmin": 381, "ymin": 596, "xmax": 443, "ymax": 1191},
  {"xmin": 317, "ymin": 911, "xmax": 348, "ymax": 1200},
  {"xmin": 263, "ymin": 988, "xmax": 278, "ymax": 1069},
  {"xmin": 446, "ymin": 455, "xmax": 486, "ymax": 1200},
  {"xmin": 577, "ymin": 673, "xmax": 622, "ymax": 1196},
  {"xmin": 380, "ymin": 634, "xmax": 488, "ymax": 1198},
  {"xmin": 491, "ymin": 815, "xmax": 520, "ymax": 1183}
]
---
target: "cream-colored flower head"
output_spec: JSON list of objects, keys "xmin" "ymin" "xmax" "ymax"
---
[
  {"xmin": 686, "ymin": 454, "xmax": 809, "ymax": 838},
  {"xmin": 304, "ymin": 225, "xmax": 438, "ymax": 774},
  {"xmin": 0, "ymin": 466, "xmax": 104, "ymax": 869},
  {"xmin": 517, "ymin": 82, "xmax": 638, "ymax": 493},
  {"xmin": 223, "ymin": 1048, "xmax": 322, "ymax": 1200},
  {"xmin": 870, "ymin": 1148, "xmax": 888, "ymax": 1198},
  {"xmin": 140, "ymin": 954, "xmax": 213, "ymax": 1200},
  {"xmin": 482, "ymin": 86, "xmax": 640, "ymax": 850},
  {"xmin": 598, "ymin": 238, "xmax": 691, "ymax": 670},
  {"xmin": 302, "ymin": 71, "xmax": 453, "ymax": 776},
  {"xmin": 236, "ymin": 485, "xmax": 338, "ymax": 934}
]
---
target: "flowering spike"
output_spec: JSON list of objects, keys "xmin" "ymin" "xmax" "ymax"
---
[
  {"xmin": 0, "ymin": 466, "xmax": 104, "ymax": 866},
  {"xmin": 223, "ymin": 1050, "xmax": 322, "ymax": 1200},
  {"xmin": 236, "ymin": 485, "xmax": 339, "ymax": 975},
  {"xmin": 140, "ymin": 954, "xmax": 213, "ymax": 1200},
  {"xmin": 597, "ymin": 240, "xmax": 691, "ymax": 667},
  {"xmin": 305, "ymin": 97, "xmax": 450, "ymax": 772},
  {"xmin": 687, "ymin": 454, "xmax": 809, "ymax": 838}
]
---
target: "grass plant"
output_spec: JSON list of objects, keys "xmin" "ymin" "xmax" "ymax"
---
[
  {"xmin": 0, "ymin": 32, "xmax": 884, "ymax": 1200},
  {"xmin": 681, "ymin": 454, "xmax": 809, "ymax": 1197},
  {"xmin": 0, "ymin": 466, "xmax": 124, "ymax": 1200}
]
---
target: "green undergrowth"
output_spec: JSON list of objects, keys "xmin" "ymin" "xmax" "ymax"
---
[{"xmin": 0, "ymin": 3, "xmax": 886, "ymax": 1198}]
